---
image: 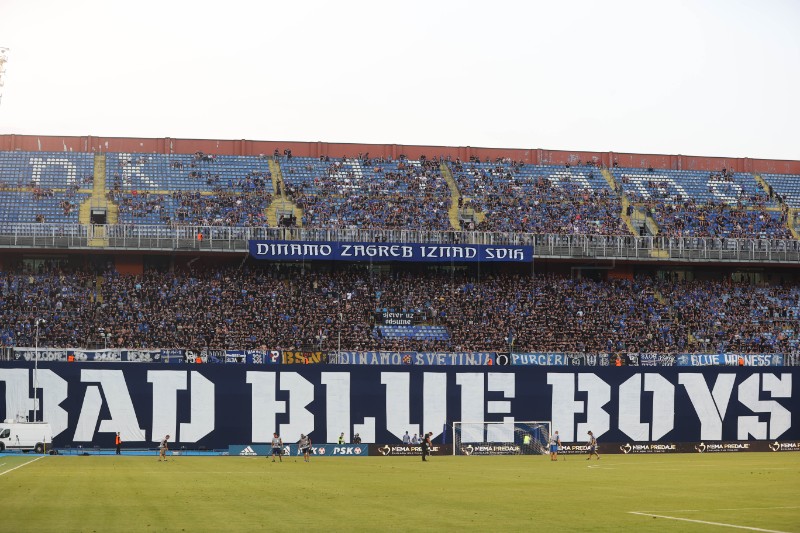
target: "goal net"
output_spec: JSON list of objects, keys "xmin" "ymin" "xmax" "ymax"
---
[{"xmin": 452, "ymin": 421, "xmax": 550, "ymax": 455}]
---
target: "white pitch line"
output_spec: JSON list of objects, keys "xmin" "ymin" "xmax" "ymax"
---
[
  {"xmin": 714, "ymin": 507, "xmax": 800, "ymax": 512},
  {"xmin": 146, "ymin": 471, "xmax": 267, "ymax": 474},
  {"xmin": 637, "ymin": 506, "xmax": 800, "ymax": 513},
  {"xmin": 592, "ymin": 463, "xmax": 690, "ymax": 470},
  {"xmin": 587, "ymin": 462, "xmax": 727, "ymax": 467},
  {"xmin": 628, "ymin": 511, "xmax": 792, "ymax": 533},
  {"xmin": 0, "ymin": 455, "xmax": 44, "ymax": 477}
]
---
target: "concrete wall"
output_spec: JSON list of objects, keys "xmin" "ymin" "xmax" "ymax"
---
[{"xmin": 2, "ymin": 134, "xmax": 799, "ymax": 174}]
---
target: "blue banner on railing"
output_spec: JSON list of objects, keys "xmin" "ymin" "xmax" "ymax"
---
[
  {"xmin": 332, "ymin": 352, "xmax": 495, "ymax": 365},
  {"xmin": 637, "ymin": 354, "xmax": 677, "ymax": 367},
  {"xmin": 13, "ymin": 349, "xmax": 67, "ymax": 362},
  {"xmin": 676, "ymin": 353, "xmax": 785, "ymax": 367},
  {"xmin": 13, "ymin": 348, "xmax": 163, "ymax": 363},
  {"xmin": 511, "ymin": 353, "xmax": 608, "ymax": 366},
  {"xmin": 332, "ymin": 352, "xmax": 415, "ymax": 365},
  {"xmin": 10, "ymin": 348, "xmax": 791, "ymax": 367},
  {"xmin": 249, "ymin": 240, "xmax": 533, "ymax": 263},
  {"xmin": 222, "ymin": 350, "xmax": 281, "ymax": 365},
  {"xmin": 160, "ymin": 349, "xmax": 185, "ymax": 363},
  {"xmin": 124, "ymin": 350, "xmax": 162, "ymax": 363}
]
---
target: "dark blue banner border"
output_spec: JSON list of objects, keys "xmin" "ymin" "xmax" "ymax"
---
[{"xmin": 249, "ymin": 240, "xmax": 533, "ymax": 263}]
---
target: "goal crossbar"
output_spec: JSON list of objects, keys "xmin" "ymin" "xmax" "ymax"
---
[{"xmin": 452, "ymin": 421, "xmax": 551, "ymax": 456}]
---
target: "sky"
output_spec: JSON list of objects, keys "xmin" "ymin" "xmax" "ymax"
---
[{"xmin": 0, "ymin": 0, "xmax": 798, "ymax": 160}]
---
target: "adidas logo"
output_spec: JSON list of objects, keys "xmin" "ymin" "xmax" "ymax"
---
[{"xmin": 239, "ymin": 446, "xmax": 257, "ymax": 456}]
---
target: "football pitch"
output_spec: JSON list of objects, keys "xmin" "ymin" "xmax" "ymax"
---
[{"xmin": 0, "ymin": 453, "xmax": 798, "ymax": 532}]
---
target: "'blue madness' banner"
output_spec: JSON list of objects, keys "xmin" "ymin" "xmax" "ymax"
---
[
  {"xmin": 0, "ymin": 363, "xmax": 796, "ymax": 449},
  {"xmin": 677, "ymin": 354, "xmax": 785, "ymax": 367},
  {"xmin": 249, "ymin": 240, "xmax": 533, "ymax": 263}
]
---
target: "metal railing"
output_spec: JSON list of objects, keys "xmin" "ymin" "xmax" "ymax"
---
[{"xmin": 0, "ymin": 223, "xmax": 798, "ymax": 262}]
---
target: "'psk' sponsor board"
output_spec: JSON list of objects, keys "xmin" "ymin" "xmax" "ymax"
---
[
  {"xmin": 285, "ymin": 444, "xmax": 368, "ymax": 456},
  {"xmin": 228, "ymin": 444, "xmax": 368, "ymax": 456}
]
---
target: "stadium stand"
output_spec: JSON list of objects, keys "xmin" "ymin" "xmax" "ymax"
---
[
  {"xmin": 281, "ymin": 155, "xmax": 451, "ymax": 230},
  {"xmin": 0, "ymin": 151, "xmax": 94, "ymax": 225},
  {"xmin": 611, "ymin": 167, "xmax": 792, "ymax": 238},
  {"xmin": 1, "ymin": 148, "xmax": 798, "ymax": 240},
  {"xmin": 105, "ymin": 152, "xmax": 274, "ymax": 226},
  {"xmin": 761, "ymin": 173, "xmax": 800, "ymax": 208},
  {"xmin": 448, "ymin": 159, "xmax": 629, "ymax": 235},
  {"xmin": 0, "ymin": 139, "xmax": 799, "ymax": 366},
  {"xmin": 1, "ymin": 264, "xmax": 796, "ymax": 355},
  {"xmin": 761, "ymin": 173, "xmax": 800, "ymax": 236}
]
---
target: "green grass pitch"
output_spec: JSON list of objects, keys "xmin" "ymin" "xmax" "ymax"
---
[{"xmin": 0, "ymin": 453, "xmax": 798, "ymax": 532}]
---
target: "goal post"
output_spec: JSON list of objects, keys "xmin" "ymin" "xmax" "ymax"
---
[{"xmin": 452, "ymin": 421, "xmax": 551, "ymax": 456}]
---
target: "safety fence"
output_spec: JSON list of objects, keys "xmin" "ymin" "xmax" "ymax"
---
[{"xmin": 0, "ymin": 223, "xmax": 798, "ymax": 262}]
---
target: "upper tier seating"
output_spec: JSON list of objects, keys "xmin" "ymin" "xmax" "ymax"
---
[
  {"xmin": 611, "ymin": 168, "xmax": 770, "ymax": 204},
  {"xmin": 281, "ymin": 156, "xmax": 451, "ymax": 230},
  {"xmin": 449, "ymin": 160, "xmax": 628, "ymax": 235},
  {"xmin": 0, "ymin": 151, "xmax": 94, "ymax": 225},
  {"xmin": 761, "ymin": 174, "xmax": 800, "ymax": 209},
  {"xmin": 611, "ymin": 167, "xmax": 791, "ymax": 238},
  {"xmin": 0, "ymin": 149, "xmax": 798, "ymax": 238},
  {"xmin": 105, "ymin": 153, "xmax": 273, "ymax": 226}
]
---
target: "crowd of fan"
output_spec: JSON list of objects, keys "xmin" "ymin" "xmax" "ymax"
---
[
  {"xmin": 7, "ymin": 150, "xmax": 793, "ymax": 240},
  {"xmin": 660, "ymin": 279, "xmax": 800, "ymax": 353},
  {"xmin": 108, "ymin": 153, "xmax": 273, "ymax": 226},
  {"xmin": 109, "ymin": 187, "xmax": 272, "ymax": 227},
  {"xmin": 0, "ymin": 268, "xmax": 98, "ymax": 347},
  {"xmin": 1, "ymin": 264, "xmax": 797, "ymax": 355},
  {"xmin": 29, "ymin": 185, "xmax": 79, "ymax": 222},
  {"xmin": 284, "ymin": 155, "xmax": 451, "ymax": 230},
  {"xmin": 31, "ymin": 187, "xmax": 55, "ymax": 200},
  {"xmin": 646, "ymin": 201, "xmax": 792, "ymax": 239},
  {"xmin": 112, "ymin": 191, "xmax": 169, "ymax": 223},
  {"xmin": 58, "ymin": 200, "xmax": 77, "ymax": 216},
  {"xmin": 449, "ymin": 160, "xmax": 629, "ymax": 235},
  {"xmin": 623, "ymin": 171, "xmax": 793, "ymax": 239},
  {"xmin": 1, "ymin": 148, "xmax": 797, "ymax": 241},
  {"xmin": 171, "ymin": 191, "xmax": 272, "ymax": 227}
]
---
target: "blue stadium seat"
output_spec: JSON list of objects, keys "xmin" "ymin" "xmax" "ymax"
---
[{"xmin": 0, "ymin": 151, "xmax": 94, "ymax": 225}]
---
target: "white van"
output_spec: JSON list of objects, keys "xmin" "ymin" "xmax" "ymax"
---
[{"xmin": 0, "ymin": 421, "xmax": 53, "ymax": 453}]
